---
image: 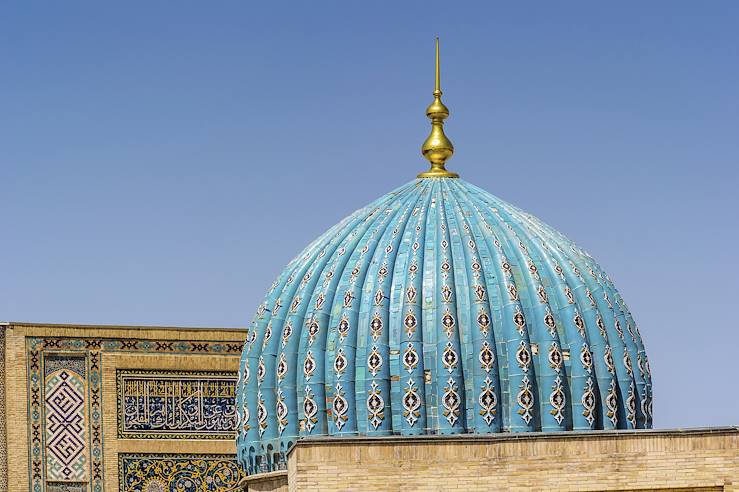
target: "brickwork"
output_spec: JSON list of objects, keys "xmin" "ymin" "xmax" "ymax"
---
[
  {"xmin": 100, "ymin": 351, "xmax": 244, "ymax": 489},
  {"xmin": 5, "ymin": 323, "xmax": 736, "ymax": 492},
  {"xmin": 0, "ymin": 328, "xmax": 6, "ymax": 492},
  {"xmin": 276, "ymin": 428, "xmax": 739, "ymax": 492},
  {"xmin": 1, "ymin": 322, "xmax": 248, "ymax": 492},
  {"xmin": 5, "ymin": 325, "xmax": 29, "ymax": 491},
  {"xmin": 241, "ymin": 471, "xmax": 288, "ymax": 492}
]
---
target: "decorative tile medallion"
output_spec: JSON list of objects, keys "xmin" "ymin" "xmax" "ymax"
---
[
  {"xmin": 117, "ymin": 370, "xmax": 237, "ymax": 439},
  {"xmin": 119, "ymin": 454, "xmax": 244, "ymax": 491}
]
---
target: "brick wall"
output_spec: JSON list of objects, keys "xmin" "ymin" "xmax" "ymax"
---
[
  {"xmin": 2, "ymin": 322, "xmax": 248, "ymax": 492},
  {"xmin": 242, "ymin": 470, "xmax": 288, "ymax": 492},
  {"xmin": 277, "ymin": 428, "xmax": 739, "ymax": 491}
]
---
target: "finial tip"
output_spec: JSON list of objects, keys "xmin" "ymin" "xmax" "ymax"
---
[{"xmin": 418, "ymin": 37, "xmax": 458, "ymax": 179}]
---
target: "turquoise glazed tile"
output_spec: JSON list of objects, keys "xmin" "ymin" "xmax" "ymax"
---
[{"xmin": 235, "ymin": 178, "xmax": 652, "ymax": 474}]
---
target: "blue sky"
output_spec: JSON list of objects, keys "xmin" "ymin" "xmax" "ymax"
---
[{"xmin": 2, "ymin": 2, "xmax": 737, "ymax": 429}]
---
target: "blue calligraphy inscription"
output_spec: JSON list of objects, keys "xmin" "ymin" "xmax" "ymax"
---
[{"xmin": 118, "ymin": 370, "xmax": 237, "ymax": 439}]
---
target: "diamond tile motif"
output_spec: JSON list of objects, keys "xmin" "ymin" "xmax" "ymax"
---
[{"xmin": 45, "ymin": 357, "xmax": 87, "ymax": 482}]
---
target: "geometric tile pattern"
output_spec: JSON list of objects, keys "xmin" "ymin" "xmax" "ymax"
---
[
  {"xmin": 236, "ymin": 177, "xmax": 653, "ymax": 474},
  {"xmin": 27, "ymin": 336, "xmax": 244, "ymax": 492},
  {"xmin": 44, "ymin": 357, "xmax": 88, "ymax": 482},
  {"xmin": 117, "ymin": 370, "xmax": 238, "ymax": 439},
  {"xmin": 118, "ymin": 454, "xmax": 244, "ymax": 491}
]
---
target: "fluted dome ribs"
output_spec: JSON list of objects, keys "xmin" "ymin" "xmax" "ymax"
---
[{"xmin": 235, "ymin": 179, "xmax": 652, "ymax": 474}]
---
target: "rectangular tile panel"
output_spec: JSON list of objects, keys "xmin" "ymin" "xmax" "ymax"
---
[
  {"xmin": 117, "ymin": 370, "xmax": 237, "ymax": 439},
  {"xmin": 44, "ymin": 354, "xmax": 88, "ymax": 482},
  {"xmin": 118, "ymin": 454, "xmax": 243, "ymax": 491}
]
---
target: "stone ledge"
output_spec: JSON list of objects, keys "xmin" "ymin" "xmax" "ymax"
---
[
  {"xmin": 281, "ymin": 427, "xmax": 738, "ymax": 491},
  {"xmin": 240, "ymin": 470, "xmax": 289, "ymax": 492},
  {"xmin": 240, "ymin": 469, "xmax": 288, "ymax": 484},
  {"xmin": 289, "ymin": 425, "xmax": 739, "ymax": 452}
]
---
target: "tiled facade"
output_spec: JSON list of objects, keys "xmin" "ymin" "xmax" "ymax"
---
[
  {"xmin": 1, "ymin": 322, "xmax": 247, "ymax": 492},
  {"xmin": 3, "ymin": 323, "xmax": 736, "ymax": 491}
]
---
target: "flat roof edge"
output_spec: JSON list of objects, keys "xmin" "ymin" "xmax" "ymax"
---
[
  {"xmin": 1, "ymin": 321, "xmax": 247, "ymax": 332},
  {"xmin": 291, "ymin": 425, "xmax": 739, "ymax": 449}
]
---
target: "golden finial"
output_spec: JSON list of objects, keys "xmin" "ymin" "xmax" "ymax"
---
[{"xmin": 418, "ymin": 37, "xmax": 458, "ymax": 178}]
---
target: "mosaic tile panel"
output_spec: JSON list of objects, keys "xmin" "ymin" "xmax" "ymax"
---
[
  {"xmin": 117, "ymin": 370, "xmax": 237, "ymax": 439},
  {"xmin": 27, "ymin": 336, "xmax": 243, "ymax": 492},
  {"xmin": 119, "ymin": 454, "xmax": 244, "ymax": 492},
  {"xmin": 44, "ymin": 355, "xmax": 88, "ymax": 482}
]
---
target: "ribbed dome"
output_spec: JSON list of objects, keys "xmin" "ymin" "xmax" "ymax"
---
[{"xmin": 235, "ymin": 178, "xmax": 652, "ymax": 474}]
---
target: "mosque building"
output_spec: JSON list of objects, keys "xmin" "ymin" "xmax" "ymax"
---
[
  {"xmin": 234, "ymin": 40, "xmax": 736, "ymax": 491},
  {"xmin": 0, "ymin": 41, "xmax": 736, "ymax": 492}
]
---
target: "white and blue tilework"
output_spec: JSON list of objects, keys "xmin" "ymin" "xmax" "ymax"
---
[{"xmin": 235, "ymin": 178, "xmax": 652, "ymax": 474}]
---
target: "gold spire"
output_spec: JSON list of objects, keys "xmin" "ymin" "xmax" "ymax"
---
[{"xmin": 418, "ymin": 37, "xmax": 458, "ymax": 178}]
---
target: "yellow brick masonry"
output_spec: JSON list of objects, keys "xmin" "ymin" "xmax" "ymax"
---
[
  {"xmin": 101, "ymin": 352, "xmax": 241, "ymax": 489},
  {"xmin": 242, "ymin": 470, "xmax": 289, "ymax": 492},
  {"xmin": 4, "ymin": 324, "xmax": 30, "ymax": 492},
  {"xmin": 243, "ymin": 427, "xmax": 739, "ymax": 491},
  {"xmin": 2, "ymin": 322, "xmax": 247, "ymax": 492}
]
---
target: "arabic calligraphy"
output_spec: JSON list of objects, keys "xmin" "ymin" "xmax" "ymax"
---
[{"xmin": 118, "ymin": 370, "xmax": 237, "ymax": 439}]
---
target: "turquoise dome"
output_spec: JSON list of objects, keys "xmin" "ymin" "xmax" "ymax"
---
[{"xmin": 235, "ymin": 178, "xmax": 652, "ymax": 474}]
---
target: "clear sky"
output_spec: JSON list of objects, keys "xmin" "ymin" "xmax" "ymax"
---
[{"xmin": 2, "ymin": 2, "xmax": 737, "ymax": 429}]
